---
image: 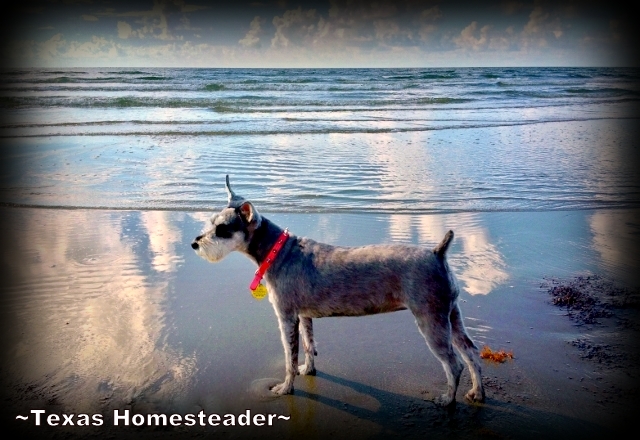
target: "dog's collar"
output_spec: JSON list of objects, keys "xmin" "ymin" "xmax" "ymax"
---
[{"xmin": 249, "ymin": 228, "xmax": 289, "ymax": 291}]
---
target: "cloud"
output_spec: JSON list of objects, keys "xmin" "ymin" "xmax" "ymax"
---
[
  {"xmin": 66, "ymin": 36, "xmax": 118, "ymax": 59},
  {"xmin": 374, "ymin": 19, "xmax": 400, "ymax": 41},
  {"xmin": 268, "ymin": 1, "xmax": 418, "ymax": 50},
  {"xmin": 523, "ymin": 6, "xmax": 548, "ymax": 36},
  {"xmin": 117, "ymin": 21, "xmax": 135, "ymax": 39},
  {"xmin": 420, "ymin": 5, "xmax": 442, "ymax": 22},
  {"xmin": 177, "ymin": 15, "xmax": 200, "ymax": 31},
  {"xmin": 520, "ymin": 5, "xmax": 564, "ymax": 48},
  {"xmin": 37, "ymin": 33, "xmax": 65, "ymax": 60},
  {"xmin": 454, "ymin": 21, "xmax": 491, "ymax": 51},
  {"xmin": 116, "ymin": 41, "xmax": 176, "ymax": 60},
  {"xmin": 527, "ymin": 6, "xmax": 561, "ymax": 39},
  {"xmin": 418, "ymin": 5, "xmax": 442, "ymax": 41},
  {"xmin": 271, "ymin": 7, "xmax": 319, "ymax": 48},
  {"xmin": 102, "ymin": 0, "xmax": 177, "ymax": 41},
  {"xmin": 2, "ymin": 0, "xmax": 635, "ymax": 68},
  {"xmin": 488, "ymin": 34, "xmax": 511, "ymax": 51},
  {"xmin": 265, "ymin": 1, "xmax": 445, "ymax": 50},
  {"xmin": 451, "ymin": 6, "xmax": 567, "ymax": 56},
  {"xmin": 239, "ymin": 16, "xmax": 263, "ymax": 47}
]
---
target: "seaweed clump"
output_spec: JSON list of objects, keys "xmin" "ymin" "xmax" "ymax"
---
[
  {"xmin": 549, "ymin": 284, "xmax": 610, "ymax": 324},
  {"xmin": 570, "ymin": 338, "xmax": 620, "ymax": 365},
  {"xmin": 542, "ymin": 274, "xmax": 638, "ymax": 325}
]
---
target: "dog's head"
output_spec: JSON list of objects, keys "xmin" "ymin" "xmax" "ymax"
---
[{"xmin": 191, "ymin": 175, "xmax": 262, "ymax": 262}]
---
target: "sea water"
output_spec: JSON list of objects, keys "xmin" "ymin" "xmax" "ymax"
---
[{"xmin": 1, "ymin": 67, "xmax": 638, "ymax": 212}]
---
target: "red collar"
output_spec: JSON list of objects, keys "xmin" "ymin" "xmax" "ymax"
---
[{"xmin": 249, "ymin": 228, "xmax": 289, "ymax": 291}]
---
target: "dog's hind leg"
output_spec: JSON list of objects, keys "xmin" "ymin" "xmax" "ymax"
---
[
  {"xmin": 450, "ymin": 304, "xmax": 485, "ymax": 402},
  {"xmin": 413, "ymin": 310, "xmax": 464, "ymax": 406},
  {"xmin": 298, "ymin": 317, "xmax": 317, "ymax": 375},
  {"xmin": 270, "ymin": 314, "xmax": 299, "ymax": 395}
]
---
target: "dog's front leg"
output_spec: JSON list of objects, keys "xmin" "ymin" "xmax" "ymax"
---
[
  {"xmin": 271, "ymin": 313, "xmax": 299, "ymax": 395},
  {"xmin": 298, "ymin": 317, "xmax": 316, "ymax": 375}
]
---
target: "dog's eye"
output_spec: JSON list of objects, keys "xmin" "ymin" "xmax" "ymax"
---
[{"xmin": 214, "ymin": 224, "xmax": 233, "ymax": 239}]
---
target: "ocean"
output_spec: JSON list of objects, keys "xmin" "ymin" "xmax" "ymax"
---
[{"xmin": 1, "ymin": 67, "xmax": 639, "ymax": 213}]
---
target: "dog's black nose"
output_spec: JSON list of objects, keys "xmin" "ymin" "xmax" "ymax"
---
[{"xmin": 191, "ymin": 234, "xmax": 203, "ymax": 250}]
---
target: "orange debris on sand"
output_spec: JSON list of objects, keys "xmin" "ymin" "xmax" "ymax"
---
[{"xmin": 480, "ymin": 345, "xmax": 514, "ymax": 363}]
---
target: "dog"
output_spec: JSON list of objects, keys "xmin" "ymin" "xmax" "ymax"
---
[{"xmin": 191, "ymin": 176, "xmax": 484, "ymax": 406}]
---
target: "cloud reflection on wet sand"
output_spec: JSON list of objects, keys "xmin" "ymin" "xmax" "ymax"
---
[
  {"xmin": 1, "ymin": 208, "xmax": 194, "ymax": 414},
  {"xmin": 388, "ymin": 213, "xmax": 508, "ymax": 295}
]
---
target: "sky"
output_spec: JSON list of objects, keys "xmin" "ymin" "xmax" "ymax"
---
[{"xmin": 1, "ymin": 0, "xmax": 637, "ymax": 68}]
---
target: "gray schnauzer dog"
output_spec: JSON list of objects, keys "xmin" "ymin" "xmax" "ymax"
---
[{"xmin": 191, "ymin": 176, "xmax": 484, "ymax": 406}]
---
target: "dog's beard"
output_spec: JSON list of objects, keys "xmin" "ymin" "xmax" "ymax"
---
[{"xmin": 195, "ymin": 231, "xmax": 244, "ymax": 263}]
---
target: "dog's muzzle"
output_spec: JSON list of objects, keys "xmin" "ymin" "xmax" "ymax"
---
[{"xmin": 191, "ymin": 235, "xmax": 203, "ymax": 250}]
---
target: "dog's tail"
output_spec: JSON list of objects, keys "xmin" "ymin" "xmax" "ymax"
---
[{"xmin": 433, "ymin": 230, "xmax": 454, "ymax": 258}]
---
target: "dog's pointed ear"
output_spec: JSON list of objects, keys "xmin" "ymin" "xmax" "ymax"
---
[
  {"xmin": 239, "ymin": 201, "xmax": 262, "ymax": 226},
  {"xmin": 225, "ymin": 175, "xmax": 245, "ymax": 207}
]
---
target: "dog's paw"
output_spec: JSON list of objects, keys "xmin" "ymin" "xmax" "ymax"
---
[
  {"xmin": 433, "ymin": 393, "xmax": 456, "ymax": 407},
  {"xmin": 297, "ymin": 364, "xmax": 316, "ymax": 376},
  {"xmin": 464, "ymin": 388, "xmax": 485, "ymax": 403},
  {"xmin": 270, "ymin": 382, "xmax": 293, "ymax": 396}
]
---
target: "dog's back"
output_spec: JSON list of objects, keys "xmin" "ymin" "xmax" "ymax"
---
[{"xmin": 266, "ymin": 234, "xmax": 457, "ymax": 319}]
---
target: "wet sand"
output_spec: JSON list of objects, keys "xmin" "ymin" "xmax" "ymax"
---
[{"xmin": 1, "ymin": 207, "xmax": 639, "ymax": 439}]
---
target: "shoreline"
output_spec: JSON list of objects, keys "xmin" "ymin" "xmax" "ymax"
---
[
  {"xmin": 4, "ymin": 201, "xmax": 640, "ymax": 214},
  {"xmin": 1, "ymin": 206, "xmax": 639, "ymax": 439}
]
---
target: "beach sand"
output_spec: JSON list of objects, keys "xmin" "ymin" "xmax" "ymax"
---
[{"xmin": 1, "ymin": 207, "xmax": 639, "ymax": 439}]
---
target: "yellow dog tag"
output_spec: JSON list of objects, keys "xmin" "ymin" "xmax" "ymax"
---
[{"xmin": 251, "ymin": 283, "xmax": 268, "ymax": 300}]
